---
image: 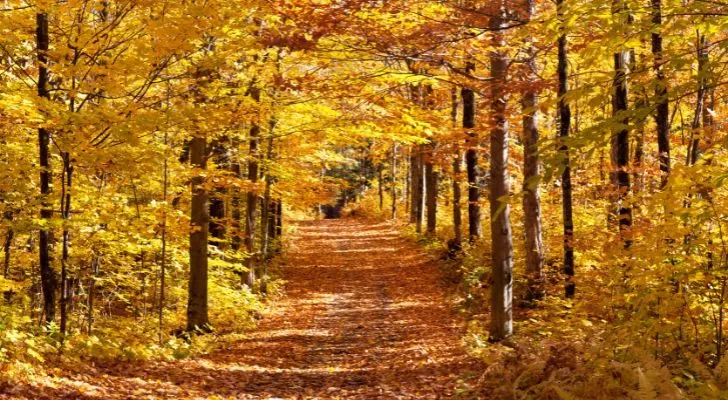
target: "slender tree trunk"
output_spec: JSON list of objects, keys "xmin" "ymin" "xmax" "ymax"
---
[
  {"xmin": 425, "ymin": 144, "xmax": 437, "ymax": 235},
  {"xmin": 268, "ymin": 200, "xmax": 277, "ymax": 240},
  {"xmin": 260, "ymin": 117, "xmax": 276, "ymax": 294},
  {"xmin": 557, "ymin": 0, "xmax": 576, "ymax": 299},
  {"xmin": 634, "ymin": 94, "xmax": 645, "ymax": 194},
  {"xmin": 463, "ymin": 62, "xmax": 482, "ymax": 242},
  {"xmin": 703, "ymin": 89, "xmax": 715, "ymax": 156},
  {"xmin": 405, "ymin": 148, "xmax": 410, "ymax": 217},
  {"xmin": 159, "ymin": 109, "xmax": 169, "ymax": 344},
  {"xmin": 231, "ymin": 143, "xmax": 243, "ymax": 252},
  {"xmin": 187, "ymin": 133, "xmax": 210, "ymax": 331},
  {"xmin": 651, "ymin": 0, "xmax": 670, "ymax": 187},
  {"xmin": 688, "ymin": 34, "xmax": 708, "ymax": 166},
  {"xmin": 411, "ymin": 149, "xmax": 424, "ymax": 233},
  {"xmin": 275, "ymin": 201, "xmax": 282, "ymax": 238},
  {"xmin": 522, "ymin": 0, "xmax": 545, "ymax": 302},
  {"xmin": 36, "ymin": 12, "xmax": 57, "ymax": 325},
  {"xmin": 378, "ymin": 164, "xmax": 384, "ymax": 211},
  {"xmin": 612, "ymin": 0, "xmax": 632, "ymax": 245},
  {"xmin": 245, "ymin": 85, "xmax": 261, "ymax": 288},
  {"xmin": 489, "ymin": 5, "xmax": 513, "ymax": 341},
  {"xmin": 409, "ymin": 150, "xmax": 417, "ymax": 224},
  {"xmin": 87, "ymin": 255, "xmax": 98, "ymax": 335},
  {"xmin": 391, "ymin": 144, "xmax": 397, "ymax": 219},
  {"xmin": 452, "ymin": 88, "xmax": 463, "ymax": 251},
  {"xmin": 60, "ymin": 153, "xmax": 72, "ymax": 337}
]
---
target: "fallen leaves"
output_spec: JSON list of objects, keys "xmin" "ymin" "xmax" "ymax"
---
[{"xmin": 2, "ymin": 219, "xmax": 482, "ymax": 399}]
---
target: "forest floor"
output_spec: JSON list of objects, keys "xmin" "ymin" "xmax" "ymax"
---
[{"xmin": 3, "ymin": 219, "xmax": 484, "ymax": 399}]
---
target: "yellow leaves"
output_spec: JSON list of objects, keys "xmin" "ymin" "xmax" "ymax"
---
[{"xmin": 25, "ymin": 345, "xmax": 44, "ymax": 363}]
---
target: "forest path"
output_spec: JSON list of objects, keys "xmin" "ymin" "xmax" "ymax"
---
[{"xmin": 12, "ymin": 219, "xmax": 482, "ymax": 399}]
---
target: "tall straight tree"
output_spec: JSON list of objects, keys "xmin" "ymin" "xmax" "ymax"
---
[
  {"xmin": 651, "ymin": 0, "xmax": 670, "ymax": 186},
  {"xmin": 411, "ymin": 146, "xmax": 425, "ymax": 233},
  {"xmin": 36, "ymin": 11, "xmax": 57, "ymax": 325},
  {"xmin": 557, "ymin": 0, "xmax": 575, "ymax": 297},
  {"xmin": 611, "ymin": 0, "xmax": 632, "ymax": 243},
  {"xmin": 187, "ymin": 48, "xmax": 216, "ymax": 331},
  {"xmin": 377, "ymin": 163, "xmax": 384, "ymax": 211},
  {"xmin": 451, "ymin": 88, "xmax": 463, "ymax": 251},
  {"xmin": 521, "ymin": 0, "xmax": 544, "ymax": 302},
  {"xmin": 244, "ymin": 82, "xmax": 261, "ymax": 287},
  {"xmin": 187, "ymin": 129, "xmax": 210, "ymax": 331},
  {"xmin": 489, "ymin": 2, "xmax": 514, "ymax": 341},
  {"xmin": 391, "ymin": 143, "xmax": 397, "ymax": 219},
  {"xmin": 688, "ymin": 33, "xmax": 708, "ymax": 166},
  {"xmin": 463, "ymin": 61, "xmax": 482, "ymax": 241},
  {"xmin": 425, "ymin": 143, "xmax": 438, "ymax": 235}
]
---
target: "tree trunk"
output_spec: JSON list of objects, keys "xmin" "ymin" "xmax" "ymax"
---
[
  {"xmin": 488, "ymin": 5, "xmax": 514, "ymax": 341},
  {"xmin": 60, "ymin": 153, "xmax": 73, "ymax": 337},
  {"xmin": 378, "ymin": 163, "xmax": 384, "ymax": 211},
  {"xmin": 275, "ymin": 201, "xmax": 282, "ymax": 238},
  {"xmin": 634, "ymin": 98, "xmax": 645, "ymax": 193},
  {"xmin": 688, "ymin": 34, "xmax": 708, "ymax": 166},
  {"xmin": 557, "ymin": 0, "xmax": 575, "ymax": 297},
  {"xmin": 410, "ymin": 149, "xmax": 424, "ymax": 233},
  {"xmin": 260, "ymin": 118, "xmax": 276, "ymax": 294},
  {"xmin": 612, "ymin": 0, "xmax": 632, "ymax": 245},
  {"xmin": 425, "ymin": 144, "xmax": 437, "ymax": 235},
  {"xmin": 409, "ymin": 151, "xmax": 417, "ymax": 224},
  {"xmin": 268, "ymin": 200, "xmax": 277, "ymax": 240},
  {"xmin": 405, "ymin": 148, "xmax": 410, "ymax": 217},
  {"xmin": 36, "ymin": 12, "xmax": 57, "ymax": 325},
  {"xmin": 452, "ymin": 88, "xmax": 463, "ymax": 251},
  {"xmin": 651, "ymin": 0, "xmax": 670, "ymax": 187},
  {"xmin": 159, "ymin": 116, "xmax": 170, "ymax": 344},
  {"xmin": 391, "ymin": 144, "xmax": 397, "ymax": 219},
  {"xmin": 244, "ymin": 85, "xmax": 261, "ymax": 288},
  {"xmin": 522, "ymin": 0, "xmax": 545, "ymax": 302},
  {"xmin": 209, "ymin": 198, "xmax": 226, "ymax": 244},
  {"xmin": 187, "ymin": 134, "xmax": 210, "ymax": 331},
  {"xmin": 463, "ymin": 62, "xmax": 482, "ymax": 242}
]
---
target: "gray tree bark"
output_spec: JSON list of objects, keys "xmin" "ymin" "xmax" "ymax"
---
[
  {"xmin": 488, "ymin": 4, "xmax": 514, "ymax": 341},
  {"xmin": 521, "ymin": 0, "xmax": 544, "ymax": 302}
]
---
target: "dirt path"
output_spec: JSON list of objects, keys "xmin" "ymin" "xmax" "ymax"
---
[{"xmin": 7, "ymin": 219, "xmax": 482, "ymax": 399}]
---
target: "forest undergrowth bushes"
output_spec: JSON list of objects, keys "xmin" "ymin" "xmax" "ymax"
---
[
  {"xmin": 0, "ymin": 236, "xmax": 292, "ymax": 384},
  {"xmin": 358, "ymin": 165, "xmax": 728, "ymax": 398}
]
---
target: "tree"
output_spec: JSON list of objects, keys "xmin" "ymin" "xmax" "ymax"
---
[
  {"xmin": 244, "ymin": 78, "xmax": 261, "ymax": 288},
  {"xmin": 611, "ymin": 0, "xmax": 632, "ymax": 243},
  {"xmin": 557, "ymin": 0, "xmax": 575, "ymax": 298},
  {"xmin": 451, "ymin": 88, "xmax": 463, "ymax": 252},
  {"xmin": 463, "ymin": 62, "xmax": 482, "ymax": 242},
  {"xmin": 488, "ymin": 2, "xmax": 514, "ymax": 341},
  {"xmin": 410, "ymin": 147, "xmax": 425, "ymax": 233},
  {"xmin": 425, "ymin": 143, "xmax": 438, "ymax": 235},
  {"xmin": 521, "ymin": 0, "xmax": 545, "ymax": 302},
  {"xmin": 391, "ymin": 143, "xmax": 398, "ymax": 219},
  {"xmin": 187, "ymin": 127, "xmax": 210, "ymax": 332},
  {"xmin": 36, "ymin": 11, "xmax": 57, "ymax": 326},
  {"xmin": 651, "ymin": 0, "xmax": 670, "ymax": 187}
]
